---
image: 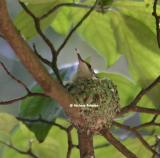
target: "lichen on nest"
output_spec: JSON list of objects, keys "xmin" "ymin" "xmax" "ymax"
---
[{"xmin": 66, "ymin": 78, "xmax": 120, "ymax": 133}]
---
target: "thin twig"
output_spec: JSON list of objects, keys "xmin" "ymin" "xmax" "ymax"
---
[
  {"xmin": 152, "ymin": 135, "xmax": 160, "ymax": 158},
  {"xmin": 152, "ymin": 0, "xmax": 160, "ymax": 48},
  {"xmin": 94, "ymin": 143, "xmax": 110, "ymax": 149},
  {"xmin": 17, "ymin": 116, "xmax": 77, "ymax": 158},
  {"xmin": 133, "ymin": 115, "xmax": 159, "ymax": 130},
  {"xmin": 0, "ymin": 61, "xmax": 30, "ymax": 93},
  {"xmin": 16, "ymin": 116, "xmax": 67, "ymax": 131},
  {"xmin": 130, "ymin": 106, "xmax": 160, "ymax": 115},
  {"xmin": 51, "ymin": 61, "xmax": 63, "ymax": 85},
  {"xmin": 32, "ymin": 43, "xmax": 52, "ymax": 67},
  {"xmin": 40, "ymin": 3, "xmax": 94, "ymax": 20},
  {"xmin": 129, "ymin": 76, "xmax": 160, "ymax": 106},
  {"xmin": 19, "ymin": 2, "xmax": 57, "ymax": 59},
  {"xmin": 66, "ymin": 125, "xmax": 74, "ymax": 158},
  {"xmin": 119, "ymin": 76, "xmax": 160, "ymax": 116},
  {"xmin": 0, "ymin": 92, "xmax": 47, "ymax": 105},
  {"xmin": 113, "ymin": 122, "xmax": 158, "ymax": 156},
  {"xmin": 0, "ymin": 140, "xmax": 38, "ymax": 158},
  {"xmin": 100, "ymin": 129, "xmax": 137, "ymax": 158},
  {"xmin": 0, "ymin": 0, "xmax": 84, "ymax": 129},
  {"xmin": 57, "ymin": 0, "xmax": 98, "ymax": 54},
  {"xmin": 19, "ymin": 1, "xmax": 62, "ymax": 84},
  {"xmin": 0, "ymin": 61, "xmax": 48, "ymax": 105}
]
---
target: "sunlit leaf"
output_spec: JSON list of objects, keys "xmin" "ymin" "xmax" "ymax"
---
[
  {"xmin": 109, "ymin": 1, "xmax": 160, "ymax": 106},
  {"xmin": 20, "ymin": 0, "xmax": 57, "ymax": 4},
  {"xmin": 0, "ymin": 118, "xmax": 68, "ymax": 158},
  {"xmin": 14, "ymin": 0, "xmax": 61, "ymax": 39},
  {"xmin": 94, "ymin": 135, "xmax": 154, "ymax": 158},
  {"xmin": 51, "ymin": 6, "xmax": 121, "ymax": 67},
  {"xmin": 51, "ymin": 7, "xmax": 72, "ymax": 35},
  {"xmin": 0, "ymin": 113, "xmax": 18, "ymax": 134},
  {"xmin": 52, "ymin": 0, "xmax": 160, "ymax": 99},
  {"xmin": 0, "ymin": 114, "xmax": 34, "ymax": 158}
]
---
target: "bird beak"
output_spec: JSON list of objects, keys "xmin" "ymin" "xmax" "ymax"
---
[{"xmin": 77, "ymin": 53, "xmax": 84, "ymax": 64}]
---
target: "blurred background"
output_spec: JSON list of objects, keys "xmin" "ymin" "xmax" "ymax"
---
[{"xmin": 0, "ymin": 0, "xmax": 129, "ymax": 114}]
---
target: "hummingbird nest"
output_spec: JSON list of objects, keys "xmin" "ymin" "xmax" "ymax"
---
[{"xmin": 67, "ymin": 78, "xmax": 120, "ymax": 133}]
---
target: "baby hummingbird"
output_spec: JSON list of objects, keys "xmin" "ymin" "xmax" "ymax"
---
[{"xmin": 73, "ymin": 53, "xmax": 96, "ymax": 81}]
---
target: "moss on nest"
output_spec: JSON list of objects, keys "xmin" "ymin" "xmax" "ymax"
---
[{"xmin": 67, "ymin": 78, "xmax": 120, "ymax": 133}]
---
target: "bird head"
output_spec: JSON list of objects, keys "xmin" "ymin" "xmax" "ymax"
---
[{"xmin": 73, "ymin": 53, "xmax": 96, "ymax": 81}]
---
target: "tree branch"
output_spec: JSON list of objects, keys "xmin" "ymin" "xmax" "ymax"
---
[
  {"xmin": 16, "ymin": 116, "xmax": 67, "ymax": 130},
  {"xmin": 19, "ymin": 1, "xmax": 62, "ymax": 84},
  {"xmin": 19, "ymin": 1, "xmax": 57, "ymax": 58},
  {"xmin": 32, "ymin": 43, "xmax": 52, "ymax": 68},
  {"xmin": 17, "ymin": 116, "xmax": 77, "ymax": 158},
  {"xmin": 40, "ymin": 3, "xmax": 94, "ymax": 20},
  {"xmin": 0, "ymin": 61, "xmax": 30, "ymax": 93},
  {"xmin": 152, "ymin": 0, "xmax": 160, "ymax": 48},
  {"xmin": 66, "ymin": 125, "xmax": 74, "ymax": 158},
  {"xmin": 57, "ymin": 0, "xmax": 98, "ymax": 54},
  {"xmin": 119, "ymin": 76, "xmax": 160, "ymax": 116},
  {"xmin": 100, "ymin": 130, "xmax": 137, "ymax": 158},
  {"xmin": 152, "ymin": 135, "xmax": 160, "ymax": 157},
  {"xmin": 78, "ymin": 130, "xmax": 95, "ymax": 158},
  {"xmin": 0, "ymin": 93, "xmax": 47, "ymax": 105},
  {"xmin": 0, "ymin": 140, "xmax": 38, "ymax": 158},
  {"xmin": 113, "ymin": 122, "xmax": 158, "ymax": 156},
  {"xmin": 0, "ymin": 61, "xmax": 48, "ymax": 105},
  {"xmin": 128, "ymin": 106, "xmax": 160, "ymax": 115},
  {"xmin": 133, "ymin": 115, "xmax": 159, "ymax": 130},
  {"xmin": 94, "ymin": 143, "xmax": 110, "ymax": 149},
  {"xmin": 0, "ymin": 0, "xmax": 84, "ymax": 126}
]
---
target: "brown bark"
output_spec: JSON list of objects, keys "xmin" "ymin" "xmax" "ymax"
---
[
  {"xmin": 78, "ymin": 130, "xmax": 95, "ymax": 158},
  {"xmin": 0, "ymin": 0, "xmax": 82, "ymax": 125}
]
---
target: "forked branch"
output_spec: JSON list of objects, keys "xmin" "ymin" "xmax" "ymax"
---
[
  {"xmin": 113, "ymin": 121, "xmax": 159, "ymax": 157},
  {"xmin": 0, "ymin": 140, "xmax": 38, "ymax": 158},
  {"xmin": 119, "ymin": 76, "xmax": 160, "ymax": 116},
  {"xmin": 19, "ymin": 1, "xmax": 62, "ymax": 84},
  {"xmin": 17, "ymin": 116, "xmax": 77, "ymax": 158},
  {"xmin": 57, "ymin": 0, "xmax": 98, "ymax": 54},
  {"xmin": 0, "ymin": 0, "xmax": 83, "ymax": 127},
  {"xmin": 0, "ymin": 61, "xmax": 48, "ymax": 105}
]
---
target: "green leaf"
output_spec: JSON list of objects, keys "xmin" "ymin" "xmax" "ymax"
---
[
  {"xmin": 1, "ymin": 121, "xmax": 62, "ymax": 158},
  {"xmin": 14, "ymin": 1, "xmax": 61, "ymax": 39},
  {"xmin": 52, "ymin": 0, "xmax": 160, "ymax": 102},
  {"xmin": 19, "ymin": 85, "xmax": 64, "ymax": 142},
  {"xmin": 19, "ymin": 65, "xmax": 76, "ymax": 142},
  {"xmin": 0, "ymin": 114, "xmax": 32, "ymax": 158},
  {"xmin": 51, "ymin": 7, "xmax": 72, "ymax": 35},
  {"xmin": 32, "ymin": 138, "xmax": 62, "ymax": 158},
  {"xmin": 51, "ymin": 7, "xmax": 121, "ymax": 67},
  {"xmin": 20, "ymin": 0, "xmax": 57, "ymax": 4},
  {"xmin": 94, "ymin": 136, "xmax": 154, "ymax": 158},
  {"xmin": 77, "ymin": 10, "xmax": 121, "ymax": 66},
  {"xmin": 0, "ymin": 113, "xmax": 18, "ymax": 134},
  {"xmin": 139, "ymin": 107, "xmax": 160, "ymax": 135},
  {"xmin": 42, "ymin": 119, "xmax": 68, "ymax": 158},
  {"xmin": 108, "ymin": 1, "xmax": 160, "ymax": 106},
  {"xmin": 71, "ymin": 148, "xmax": 80, "ymax": 158}
]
